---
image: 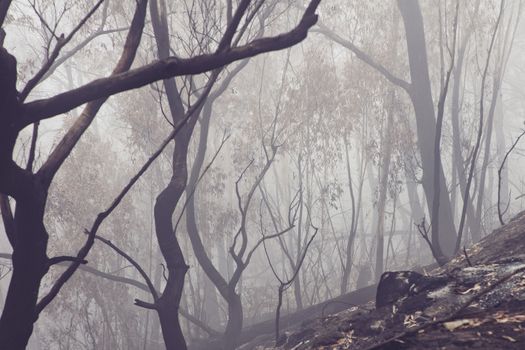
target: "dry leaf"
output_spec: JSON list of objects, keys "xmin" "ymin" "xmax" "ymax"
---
[
  {"xmin": 458, "ymin": 284, "xmax": 482, "ymax": 295},
  {"xmin": 501, "ymin": 335, "xmax": 517, "ymax": 342},
  {"xmin": 494, "ymin": 312, "xmax": 525, "ymax": 324},
  {"xmin": 443, "ymin": 318, "xmax": 483, "ymax": 331},
  {"xmin": 404, "ymin": 314, "xmax": 417, "ymax": 328}
]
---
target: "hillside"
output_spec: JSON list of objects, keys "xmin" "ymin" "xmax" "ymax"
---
[{"xmin": 247, "ymin": 211, "xmax": 525, "ymax": 350}]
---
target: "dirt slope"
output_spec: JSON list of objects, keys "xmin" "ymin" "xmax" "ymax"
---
[{"xmin": 251, "ymin": 211, "xmax": 525, "ymax": 350}]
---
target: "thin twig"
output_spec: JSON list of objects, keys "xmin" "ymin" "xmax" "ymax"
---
[
  {"xmin": 95, "ymin": 234, "xmax": 159, "ymax": 301},
  {"xmin": 497, "ymin": 127, "xmax": 525, "ymax": 225},
  {"xmin": 462, "ymin": 246, "xmax": 472, "ymax": 267}
]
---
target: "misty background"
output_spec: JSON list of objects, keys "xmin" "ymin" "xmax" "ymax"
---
[{"xmin": 1, "ymin": 0, "xmax": 524, "ymax": 349}]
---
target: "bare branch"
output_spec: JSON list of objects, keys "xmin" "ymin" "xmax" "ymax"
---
[
  {"xmin": 36, "ymin": 0, "xmax": 148, "ymax": 186},
  {"xmin": 415, "ymin": 218, "xmax": 447, "ymax": 266},
  {"xmin": 95, "ymin": 234, "xmax": 159, "ymax": 301},
  {"xmin": 316, "ymin": 23, "xmax": 411, "ymax": 92},
  {"xmin": 173, "ymin": 132, "xmax": 231, "ymax": 232},
  {"xmin": 29, "ymin": 0, "xmax": 60, "ymax": 41},
  {"xmin": 0, "ymin": 252, "xmax": 220, "ymax": 336},
  {"xmin": 40, "ymin": 27, "xmax": 129, "ymax": 83},
  {"xmin": 21, "ymin": 0, "xmax": 106, "ymax": 101},
  {"xmin": 20, "ymin": 0, "xmax": 321, "ymax": 127},
  {"xmin": 216, "ymin": 0, "xmax": 251, "ymax": 52},
  {"xmin": 35, "ymin": 117, "xmax": 179, "ymax": 314},
  {"xmin": 498, "ymin": 128, "xmax": 525, "ymax": 225},
  {"xmin": 47, "ymin": 256, "xmax": 87, "ymax": 267},
  {"xmin": 134, "ymin": 299, "xmax": 157, "ymax": 310},
  {"xmin": 245, "ymin": 224, "xmax": 295, "ymax": 268},
  {"xmin": 455, "ymin": 0, "xmax": 505, "ymax": 253}
]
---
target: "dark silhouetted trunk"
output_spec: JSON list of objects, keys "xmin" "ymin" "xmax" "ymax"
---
[
  {"xmin": 0, "ymin": 191, "xmax": 48, "ymax": 349},
  {"xmin": 0, "ymin": 44, "xmax": 48, "ymax": 350}
]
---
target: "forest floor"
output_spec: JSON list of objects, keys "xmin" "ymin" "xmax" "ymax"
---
[{"xmin": 245, "ymin": 211, "xmax": 525, "ymax": 350}]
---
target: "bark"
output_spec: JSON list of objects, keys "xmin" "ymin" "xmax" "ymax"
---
[
  {"xmin": 223, "ymin": 291, "xmax": 243, "ymax": 349},
  {"xmin": 0, "ymin": 1, "xmax": 12, "ymax": 27}
]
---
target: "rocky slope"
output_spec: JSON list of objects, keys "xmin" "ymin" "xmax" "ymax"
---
[{"xmin": 248, "ymin": 211, "xmax": 525, "ymax": 350}]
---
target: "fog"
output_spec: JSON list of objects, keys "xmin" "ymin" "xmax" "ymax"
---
[{"xmin": 1, "ymin": 1, "xmax": 524, "ymax": 349}]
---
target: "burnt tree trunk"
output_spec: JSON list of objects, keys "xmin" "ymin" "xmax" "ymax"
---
[
  {"xmin": 0, "ymin": 45, "xmax": 50, "ymax": 350},
  {"xmin": 0, "ymin": 191, "xmax": 48, "ymax": 349}
]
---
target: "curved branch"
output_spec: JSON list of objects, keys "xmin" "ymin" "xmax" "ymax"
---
[
  {"xmin": 41, "ymin": 27, "xmax": 129, "ymax": 83},
  {"xmin": 20, "ymin": 0, "xmax": 106, "ymax": 101},
  {"xmin": 0, "ymin": 252, "xmax": 220, "ymax": 336},
  {"xmin": 95, "ymin": 235, "xmax": 159, "ymax": 301},
  {"xmin": 19, "ymin": 0, "xmax": 321, "ymax": 127},
  {"xmin": 36, "ymin": 0, "xmax": 148, "ymax": 186},
  {"xmin": 35, "ymin": 118, "xmax": 179, "ymax": 314},
  {"xmin": 498, "ymin": 128, "xmax": 525, "ymax": 225},
  {"xmin": 47, "ymin": 256, "xmax": 87, "ymax": 267},
  {"xmin": 316, "ymin": 23, "xmax": 411, "ymax": 92}
]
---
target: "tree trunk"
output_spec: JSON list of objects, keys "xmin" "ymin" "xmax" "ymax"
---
[
  {"xmin": 157, "ymin": 284, "xmax": 187, "ymax": 350},
  {"xmin": 0, "ymin": 47, "xmax": 49, "ymax": 348},
  {"xmin": 375, "ymin": 6, "xmax": 398, "ymax": 279},
  {"xmin": 152, "ymin": 127, "xmax": 193, "ymax": 350},
  {"xmin": 450, "ymin": 41, "xmax": 478, "ymax": 238},
  {"xmin": 398, "ymin": 0, "xmax": 457, "ymax": 256},
  {"xmin": 495, "ymin": 90, "xmax": 508, "ymax": 211},
  {"xmin": 473, "ymin": 77, "xmax": 501, "ymax": 241},
  {"xmin": 222, "ymin": 291, "xmax": 243, "ymax": 350},
  {"xmin": 0, "ymin": 190, "xmax": 48, "ymax": 349}
]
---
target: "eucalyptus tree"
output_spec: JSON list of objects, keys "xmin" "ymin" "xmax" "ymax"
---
[{"xmin": 320, "ymin": 0, "xmax": 459, "ymax": 257}]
